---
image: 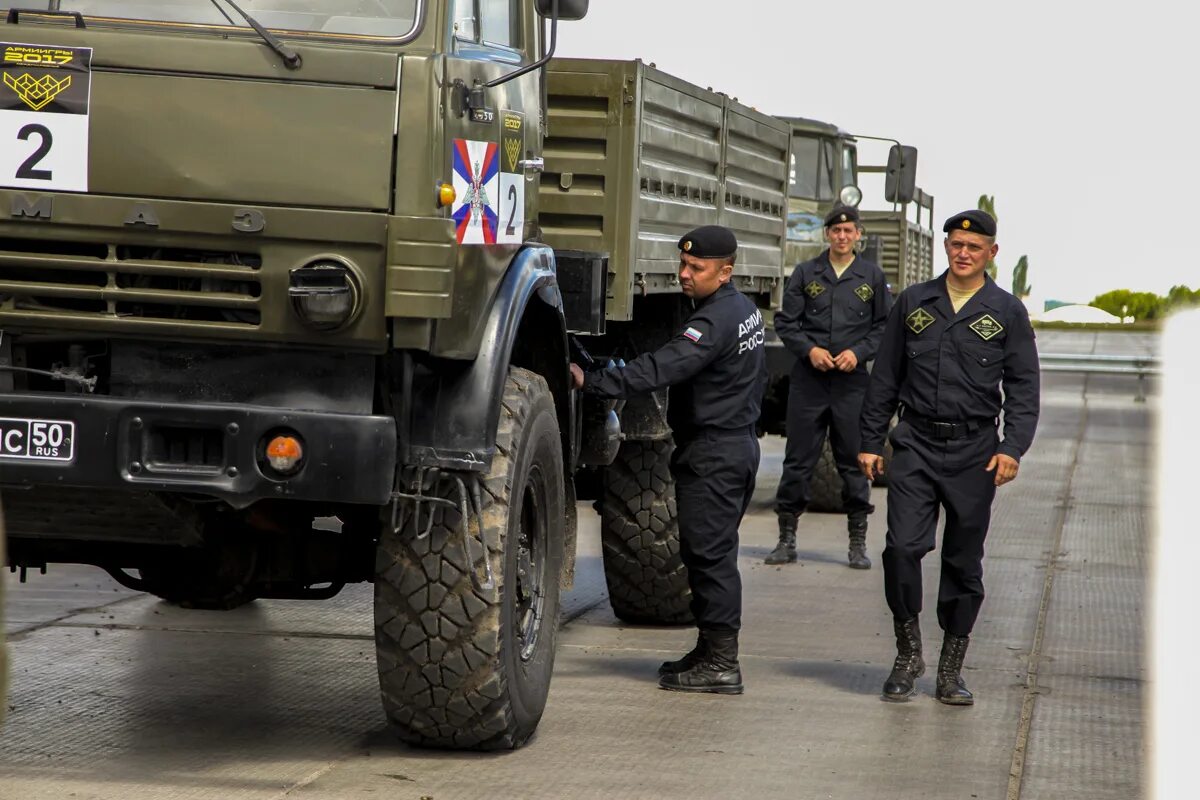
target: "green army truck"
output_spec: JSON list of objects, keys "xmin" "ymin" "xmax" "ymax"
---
[
  {"xmin": 0, "ymin": 1, "xmax": 788, "ymax": 750},
  {"xmin": 760, "ymin": 116, "xmax": 935, "ymax": 511}
]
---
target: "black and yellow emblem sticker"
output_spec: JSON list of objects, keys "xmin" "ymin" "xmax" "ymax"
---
[
  {"xmin": 854, "ymin": 283, "xmax": 874, "ymax": 302},
  {"xmin": 805, "ymin": 280, "xmax": 825, "ymax": 299},
  {"xmin": 501, "ymin": 110, "xmax": 523, "ymax": 174},
  {"xmin": 1, "ymin": 43, "xmax": 90, "ymax": 114},
  {"xmin": 969, "ymin": 314, "xmax": 1004, "ymax": 340},
  {"xmin": 906, "ymin": 307, "xmax": 935, "ymax": 334}
]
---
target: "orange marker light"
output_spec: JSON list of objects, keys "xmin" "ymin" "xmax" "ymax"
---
[
  {"xmin": 437, "ymin": 182, "xmax": 457, "ymax": 208},
  {"xmin": 266, "ymin": 435, "xmax": 303, "ymax": 474}
]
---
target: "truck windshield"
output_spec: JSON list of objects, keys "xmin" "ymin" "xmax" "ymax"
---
[
  {"xmin": 26, "ymin": 0, "xmax": 422, "ymax": 40},
  {"xmin": 788, "ymin": 135, "xmax": 836, "ymax": 202}
]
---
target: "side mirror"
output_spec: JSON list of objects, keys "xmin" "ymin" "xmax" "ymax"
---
[
  {"xmin": 884, "ymin": 144, "xmax": 918, "ymax": 204},
  {"xmin": 536, "ymin": 0, "xmax": 589, "ymax": 21}
]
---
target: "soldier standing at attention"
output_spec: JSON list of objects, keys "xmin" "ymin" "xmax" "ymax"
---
[
  {"xmin": 767, "ymin": 205, "xmax": 891, "ymax": 568},
  {"xmin": 570, "ymin": 225, "xmax": 766, "ymax": 695},
  {"xmin": 858, "ymin": 209, "xmax": 1040, "ymax": 704}
]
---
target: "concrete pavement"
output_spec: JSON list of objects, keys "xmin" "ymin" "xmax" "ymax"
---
[{"xmin": 0, "ymin": 330, "xmax": 1153, "ymax": 799}]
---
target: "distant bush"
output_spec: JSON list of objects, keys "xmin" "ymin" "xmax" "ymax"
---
[{"xmin": 1091, "ymin": 286, "xmax": 1200, "ymax": 321}]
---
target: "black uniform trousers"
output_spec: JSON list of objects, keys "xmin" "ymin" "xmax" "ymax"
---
[
  {"xmin": 882, "ymin": 416, "xmax": 999, "ymax": 636},
  {"xmin": 671, "ymin": 428, "xmax": 760, "ymax": 632},
  {"xmin": 776, "ymin": 363, "xmax": 873, "ymax": 517}
]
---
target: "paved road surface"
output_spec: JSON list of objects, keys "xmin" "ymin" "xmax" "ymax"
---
[{"xmin": 0, "ymin": 330, "xmax": 1154, "ymax": 799}]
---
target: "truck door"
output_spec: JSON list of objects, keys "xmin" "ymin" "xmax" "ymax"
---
[{"xmin": 438, "ymin": 0, "xmax": 541, "ymax": 349}]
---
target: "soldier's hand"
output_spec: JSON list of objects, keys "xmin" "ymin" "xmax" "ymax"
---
[
  {"xmin": 858, "ymin": 453, "xmax": 884, "ymax": 481},
  {"xmin": 569, "ymin": 363, "xmax": 585, "ymax": 390},
  {"xmin": 834, "ymin": 350, "xmax": 859, "ymax": 372},
  {"xmin": 986, "ymin": 453, "xmax": 1019, "ymax": 486},
  {"xmin": 809, "ymin": 346, "xmax": 835, "ymax": 371}
]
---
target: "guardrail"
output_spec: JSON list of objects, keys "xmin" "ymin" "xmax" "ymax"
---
[{"xmin": 1039, "ymin": 352, "xmax": 1161, "ymax": 402}]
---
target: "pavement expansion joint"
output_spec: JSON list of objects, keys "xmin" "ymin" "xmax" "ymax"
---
[
  {"xmin": 6, "ymin": 593, "xmax": 145, "ymax": 642},
  {"xmin": 1005, "ymin": 376, "xmax": 1091, "ymax": 800},
  {"xmin": 47, "ymin": 621, "xmax": 375, "ymax": 641}
]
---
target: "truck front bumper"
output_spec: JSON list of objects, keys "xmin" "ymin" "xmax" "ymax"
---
[{"xmin": 0, "ymin": 393, "xmax": 396, "ymax": 508}]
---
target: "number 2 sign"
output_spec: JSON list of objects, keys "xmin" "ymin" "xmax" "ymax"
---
[{"xmin": 0, "ymin": 42, "xmax": 91, "ymax": 193}]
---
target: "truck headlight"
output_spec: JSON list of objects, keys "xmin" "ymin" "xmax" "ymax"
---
[
  {"xmin": 840, "ymin": 185, "xmax": 863, "ymax": 207},
  {"xmin": 288, "ymin": 260, "xmax": 360, "ymax": 331}
]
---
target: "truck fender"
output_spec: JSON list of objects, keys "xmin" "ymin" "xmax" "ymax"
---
[{"xmin": 405, "ymin": 244, "xmax": 569, "ymax": 472}]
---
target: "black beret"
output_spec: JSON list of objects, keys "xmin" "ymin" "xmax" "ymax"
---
[
  {"xmin": 678, "ymin": 225, "xmax": 737, "ymax": 259},
  {"xmin": 823, "ymin": 205, "xmax": 859, "ymax": 227},
  {"xmin": 943, "ymin": 209, "xmax": 997, "ymax": 237}
]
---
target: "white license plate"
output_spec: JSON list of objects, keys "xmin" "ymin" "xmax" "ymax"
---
[{"xmin": 0, "ymin": 417, "xmax": 75, "ymax": 462}]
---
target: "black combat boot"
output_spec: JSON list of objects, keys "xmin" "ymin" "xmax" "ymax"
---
[
  {"xmin": 658, "ymin": 629, "xmax": 709, "ymax": 676},
  {"xmin": 659, "ymin": 629, "xmax": 744, "ymax": 694},
  {"xmin": 847, "ymin": 515, "xmax": 871, "ymax": 569},
  {"xmin": 881, "ymin": 616, "xmax": 925, "ymax": 702},
  {"xmin": 935, "ymin": 633, "xmax": 974, "ymax": 706},
  {"xmin": 765, "ymin": 513, "xmax": 798, "ymax": 564}
]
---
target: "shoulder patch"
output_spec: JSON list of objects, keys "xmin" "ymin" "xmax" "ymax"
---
[
  {"xmin": 683, "ymin": 326, "xmax": 703, "ymax": 343},
  {"xmin": 906, "ymin": 307, "xmax": 935, "ymax": 334},
  {"xmin": 854, "ymin": 283, "xmax": 874, "ymax": 302},
  {"xmin": 969, "ymin": 314, "xmax": 1004, "ymax": 340},
  {"xmin": 805, "ymin": 280, "xmax": 826, "ymax": 299}
]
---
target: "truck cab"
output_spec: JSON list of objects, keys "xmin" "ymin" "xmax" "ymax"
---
[{"xmin": 0, "ymin": 0, "xmax": 590, "ymax": 751}]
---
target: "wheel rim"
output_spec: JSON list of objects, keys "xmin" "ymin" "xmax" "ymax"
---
[{"xmin": 515, "ymin": 464, "xmax": 548, "ymax": 662}]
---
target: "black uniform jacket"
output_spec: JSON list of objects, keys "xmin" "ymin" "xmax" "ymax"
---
[
  {"xmin": 582, "ymin": 283, "xmax": 767, "ymax": 438},
  {"xmin": 774, "ymin": 250, "xmax": 891, "ymax": 367},
  {"xmin": 859, "ymin": 272, "xmax": 1040, "ymax": 461}
]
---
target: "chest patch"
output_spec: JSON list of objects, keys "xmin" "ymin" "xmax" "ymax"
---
[
  {"xmin": 969, "ymin": 314, "xmax": 1004, "ymax": 340},
  {"xmin": 906, "ymin": 307, "xmax": 936, "ymax": 334},
  {"xmin": 854, "ymin": 283, "xmax": 874, "ymax": 302},
  {"xmin": 805, "ymin": 280, "xmax": 826, "ymax": 298}
]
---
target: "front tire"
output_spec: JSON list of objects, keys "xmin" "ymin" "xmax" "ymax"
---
[{"xmin": 373, "ymin": 368, "xmax": 565, "ymax": 750}]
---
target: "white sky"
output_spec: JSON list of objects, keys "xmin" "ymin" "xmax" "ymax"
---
[{"xmin": 557, "ymin": 0, "xmax": 1200, "ymax": 305}]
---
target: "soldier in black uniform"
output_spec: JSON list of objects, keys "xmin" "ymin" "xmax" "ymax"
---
[
  {"xmin": 858, "ymin": 209, "xmax": 1040, "ymax": 705},
  {"xmin": 769, "ymin": 206, "xmax": 891, "ymax": 568},
  {"xmin": 570, "ymin": 225, "xmax": 766, "ymax": 695}
]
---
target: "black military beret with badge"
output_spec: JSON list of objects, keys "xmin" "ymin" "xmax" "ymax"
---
[
  {"xmin": 678, "ymin": 225, "xmax": 738, "ymax": 259},
  {"xmin": 823, "ymin": 205, "xmax": 859, "ymax": 228},
  {"xmin": 943, "ymin": 209, "xmax": 997, "ymax": 237}
]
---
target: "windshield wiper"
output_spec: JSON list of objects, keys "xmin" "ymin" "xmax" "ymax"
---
[{"xmin": 208, "ymin": 0, "xmax": 302, "ymax": 70}]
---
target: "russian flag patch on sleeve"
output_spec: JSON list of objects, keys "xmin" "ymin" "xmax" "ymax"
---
[{"xmin": 683, "ymin": 326, "xmax": 703, "ymax": 342}]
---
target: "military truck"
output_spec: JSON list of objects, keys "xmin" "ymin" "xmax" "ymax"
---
[
  {"xmin": 760, "ymin": 116, "xmax": 935, "ymax": 511},
  {"xmin": 0, "ymin": 1, "xmax": 788, "ymax": 750}
]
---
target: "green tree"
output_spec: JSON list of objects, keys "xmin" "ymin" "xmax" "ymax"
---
[
  {"xmin": 1165, "ymin": 285, "xmax": 1200, "ymax": 312},
  {"xmin": 977, "ymin": 194, "xmax": 998, "ymax": 280},
  {"xmin": 1012, "ymin": 255, "xmax": 1031, "ymax": 297},
  {"xmin": 1091, "ymin": 289, "xmax": 1165, "ymax": 321}
]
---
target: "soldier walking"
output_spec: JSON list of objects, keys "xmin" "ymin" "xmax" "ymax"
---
[
  {"xmin": 858, "ymin": 209, "xmax": 1040, "ymax": 704},
  {"xmin": 768, "ymin": 206, "xmax": 891, "ymax": 568},
  {"xmin": 571, "ymin": 225, "xmax": 765, "ymax": 694}
]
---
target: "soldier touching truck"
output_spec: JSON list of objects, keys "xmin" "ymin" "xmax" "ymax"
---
[{"xmin": 571, "ymin": 226, "xmax": 766, "ymax": 695}]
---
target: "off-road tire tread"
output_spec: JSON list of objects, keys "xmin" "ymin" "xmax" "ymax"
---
[
  {"xmin": 374, "ymin": 368, "xmax": 553, "ymax": 750},
  {"xmin": 599, "ymin": 439, "xmax": 692, "ymax": 624},
  {"xmin": 807, "ymin": 438, "xmax": 844, "ymax": 513}
]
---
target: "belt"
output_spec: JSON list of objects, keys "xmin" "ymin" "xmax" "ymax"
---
[{"xmin": 901, "ymin": 409, "xmax": 996, "ymax": 440}]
